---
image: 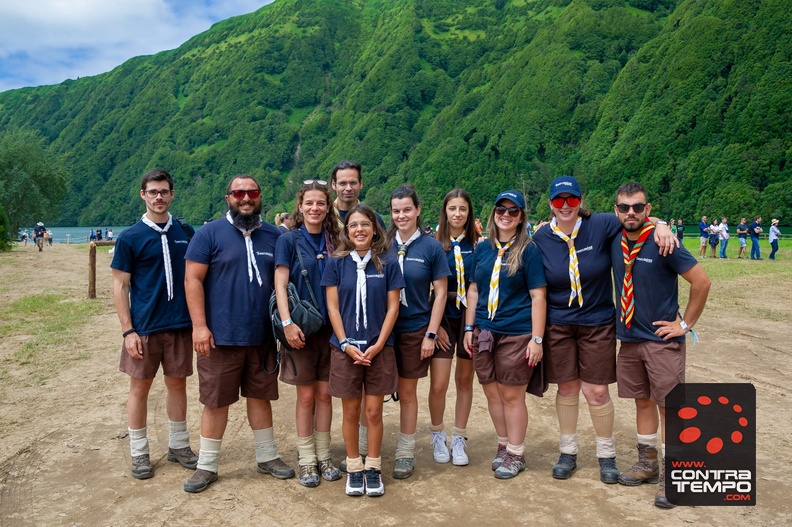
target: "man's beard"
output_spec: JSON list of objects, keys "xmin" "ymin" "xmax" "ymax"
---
[{"xmin": 230, "ymin": 202, "xmax": 262, "ymax": 230}]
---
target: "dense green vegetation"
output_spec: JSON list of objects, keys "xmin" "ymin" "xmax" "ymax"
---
[{"xmin": 0, "ymin": 0, "xmax": 788, "ymax": 227}]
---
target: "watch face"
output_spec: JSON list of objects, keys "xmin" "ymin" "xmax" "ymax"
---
[
  {"xmin": 425, "ymin": 332, "xmax": 437, "ymax": 340},
  {"xmin": 532, "ymin": 336, "xmax": 543, "ymax": 344}
]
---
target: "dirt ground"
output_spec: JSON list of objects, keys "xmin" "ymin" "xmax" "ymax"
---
[{"xmin": 0, "ymin": 243, "xmax": 789, "ymax": 527}]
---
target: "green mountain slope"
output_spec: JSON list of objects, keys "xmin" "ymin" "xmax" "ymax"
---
[{"xmin": 0, "ymin": 0, "xmax": 788, "ymax": 226}]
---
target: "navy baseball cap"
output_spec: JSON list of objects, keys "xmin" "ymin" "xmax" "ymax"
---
[
  {"xmin": 549, "ymin": 176, "xmax": 582, "ymax": 199},
  {"xmin": 495, "ymin": 190, "xmax": 526, "ymax": 209}
]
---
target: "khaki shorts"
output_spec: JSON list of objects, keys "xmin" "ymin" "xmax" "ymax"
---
[
  {"xmin": 543, "ymin": 323, "xmax": 616, "ymax": 385},
  {"xmin": 280, "ymin": 325, "xmax": 332, "ymax": 386},
  {"xmin": 119, "ymin": 327, "xmax": 193, "ymax": 380},
  {"xmin": 440, "ymin": 314, "xmax": 472, "ymax": 361},
  {"xmin": 471, "ymin": 328, "xmax": 535, "ymax": 386},
  {"xmin": 394, "ymin": 326, "xmax": 432, "ymax": 379},
  {"xmin": 197, "ymin": 344, "xmax": 279, "ymax": 408},
  {"xmin": 700, "ymin": 236, "xmax": 708, "ymax": 247},
  {"xmin": 328, "ymin": 345, "xmax": 398, "ymax": 398},
  {"xmin": 616, "ymin": 340, "xmax": 686, "ymax": 407}
]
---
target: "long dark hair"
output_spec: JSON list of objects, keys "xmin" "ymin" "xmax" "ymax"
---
[
  {"xmin": 436, "ymin": 188, "xmax": 479, "ymax": 251},
  {"xmin": 386, "ymin": 184, "xmax": 422, "ymax": 244},
  {"xmin": 291, "ymin": 181, "xmax": 341, "ymax": 253},
  {"xmin": 334, "ymin": 204, "xmax": 389, "ymax": 272}
]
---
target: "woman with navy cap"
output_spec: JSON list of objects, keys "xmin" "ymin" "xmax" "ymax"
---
[
  {"xmin": 532, "ymin": 175, "xmax": 676, "ymax": 485},
  {"xmin": 463, "ymin": 190, "xmax": 546, "ymax": 479}
]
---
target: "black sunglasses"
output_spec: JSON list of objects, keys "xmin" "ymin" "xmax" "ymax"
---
[{"xmin": 616, "ymin": 203, "xmax": 647, "ymax": 213}]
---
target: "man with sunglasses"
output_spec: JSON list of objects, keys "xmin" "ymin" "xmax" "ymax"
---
[
  {"xmin": 330, "ymin": 160, "xmax": 386, "ymax": 227},
  {"xmin": 183, "ymin": 174, "xmax": 294, "ymax": 493},
  {"xmin": 610, "ymin": 182, "xmax": 710, "ymax": 509},
  {"xmin": 111, "ymin": 168, "xmax": 198, "ymax": 480}
]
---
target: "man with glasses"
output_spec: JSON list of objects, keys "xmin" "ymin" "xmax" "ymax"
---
[
  {"xmin": 111, "ymin": 169, "xmax": 198, "ymax": 480},
  {"xmin": 610, "ymin": 182, "xmax": 710, "ymax": 509},
  {"xmin": 183, "ymin": 174, "xmax": 294, "ymax": 493},
  {"xmin": 330, "ymin": 160, "xmax": 386, "ymax": 227}
]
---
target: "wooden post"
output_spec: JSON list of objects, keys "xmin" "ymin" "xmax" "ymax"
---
[{"xmin": 89, "ymin": 242, "xmax": 96, "ymax": 299}]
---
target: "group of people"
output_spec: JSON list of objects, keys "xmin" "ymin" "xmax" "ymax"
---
[
  {"xmin": 697, "ymin": 215, "xmax": 781, "ymax": 260},
  {"xmin": 112, "ymin": 165, "xmax": 711, "ymax": 509},
  {"xmin": 90, "ymin": 227, "xmax": 113, "ymax": 242}
]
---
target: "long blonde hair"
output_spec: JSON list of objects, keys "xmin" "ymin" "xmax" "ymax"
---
[{"xmin": 486, "ymin": 206, "xmax": 531, "ymax": 277}]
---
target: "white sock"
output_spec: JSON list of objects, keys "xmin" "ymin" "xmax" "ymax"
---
[
  {"xmin": 129, "ymin": 427, "xmax": 149, "ymax": 457},
  {"xmin": 253, "ymin": 427, "xmax": 279, "ymax": 463},
  {"xmin": 596, "ymin": 436, "xmax": 616, "ymax": 458},
  {"xmin": 314, "ymin": 431, "xmax": 332, "ymax": 461},
  {"xmin": 638, "ymin": 433, "xmax": 658, "ymax": 448},
  {"xmin": 296, "ymin": 435, "xmax": 316, "ymax": 466},
  {"xmin": 559, "ymin": 433, "xmax": 578, "ymax": 455},
  {"xmin": 196, "ymin": 436, "xmax": 222, "ymax": 473},
  {"xmin": 506, "ymin": 442, "xmax": 525, "ymax": 456},
  {"xmin": 395, "ymin": 432, "xmax": 416, "ymax": 460},
  {"xmin": 168, "ymin": 420, "xmax": 190, "ymax": 449}
]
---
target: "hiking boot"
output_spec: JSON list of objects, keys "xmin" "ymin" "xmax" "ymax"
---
[
  {"xmin": 450, "ymin": 435, "xmax": 469, "ymax": 466},
  {"xmin": 552, "ymin": 453, "xmax": 577, "ymax": 479},
  {"xmin": 392, "ymin": 457, "xmax": 414, "ymax": 479},
  {"xmin": 364, "ymin": 468, "xmax": 385, "ymax": 497},
  {"xmin": 655, "ymin": 459, "xmax": 676, "ymax": 509},
  {"xmin": 430, "ymin": 430, "xmax": 450, "ymax": 464},
  {"xmin": 618, "ymin": 443, "xmax": 659, "ymax": 486},
  {"xmin": 257, "ymin": 458, "xmax": 295, "ymax": 480},
  {"xmin": 130, "ymin": 454, "xmax": 154, "ymax": 480},
  {"xmin": 167, "ymin": 446, "xmax": 198, "ymax": 470},
  {"xmin": 494, "ymin": 453, "xmax": 526, "ymax": 480},
  {"xmin": 183, "ymin": 469, "xmax": 217, "ymax": 493},
  {"xmin": 298, "ymin": 464, "xmax": 320, "ymax": 488},
  {"xmin": 491, "ymin": 444, "xmax": 508, "ymax": 471},
  {"xmin": 598, "ymin": 457, "xmax": 619, "ymax": 484},
  {"xmin": 345, "ymin": 471, "xmax": 365, "ymax": 496},
  {"xmin": 339, "ymin": 455, "xmax": 365, "ymax": 473},
  {"xmin": 318, "ymin": 458, "xmax": 342, "ymax": 481}
]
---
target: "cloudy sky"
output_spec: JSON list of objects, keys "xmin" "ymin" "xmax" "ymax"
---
[{"xmin": 0, "ymin": 0, "xmax": 274, "ymax": 93}]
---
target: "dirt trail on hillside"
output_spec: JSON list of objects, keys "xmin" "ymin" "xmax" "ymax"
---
[{"xmin": 0, "ymin": 244, "xmax": 788, "ymax": 526}]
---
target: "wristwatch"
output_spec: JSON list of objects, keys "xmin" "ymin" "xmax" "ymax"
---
[
  {"xmin": 531, "ymin": 336, "xmax": 543, "ymax": 344},
  {"xmin": 425, "ymin": 331, "xmax": 438, "ymax": 340}
]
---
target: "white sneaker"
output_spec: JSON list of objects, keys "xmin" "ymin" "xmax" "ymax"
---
[
  {"xmin": 430, "ymin": 430, "xmax": 450, "ymax": 463},
  {"xmin": 451, "ymin": 434, "xmax": 469, "ymax": 466}
]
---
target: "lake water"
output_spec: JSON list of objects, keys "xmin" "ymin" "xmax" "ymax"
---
[{"xmin": 17, "ymin": 224, "xmax": 202, "ymax": 244}]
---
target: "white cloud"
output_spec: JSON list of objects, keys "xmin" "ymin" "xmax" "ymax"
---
[{"xmin": 0, "ymin": 0, "xmax": 272, "ymax": 92}]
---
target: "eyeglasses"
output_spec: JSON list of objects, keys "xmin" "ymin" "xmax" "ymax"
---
[
  {"xmin": 616, "ymin": 203, "xmax": 647, "ymax": 213},
  {"xmin": 227, "ymin": 189, "xmax": 261, "ymax": 200},
  {"xmin": 303, "ymin": 179, "xmax": 328, "ymax": 186},
  {"xmin": 551, "ymin": 196, "xmax": 580, "ymax": 208},
  {"xmin": 494, "ymin": 205, "xmax": 521, "ymax": 218},
  {"xmin": 347, "ymin": 221, "xmax": 373, "ymax": 230},
  {"xmin": 144, "ymin": 189, "xmax": 173, "ymax": 198}
]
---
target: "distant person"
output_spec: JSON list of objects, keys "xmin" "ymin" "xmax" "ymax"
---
[
  {"xmin": 46, "ymin": 230, "xmax": 53, "ymax": 246},
  {"xmin": 89, "ymin": 229, "xmax": 96, "ymax": 242},
  {"xmin": 475, "ymin": 218, "xmax": 483, "ymax": 237},
  {"xmin": 110, "ymin": 168, "xmax": 198, "ymax": 480},
  {"xmin": 669, "ymin": 219, "xmax": 676, "ymax": 236},
  {"xmin": 183, "ymin": 174, "xmax": 294, "ymax": 493},
  {"xmin": 96, "ymin": 227, "xmax": 103, "ymax": 241},
  {"xmin": 698, "ymin": 216, "xmax": 708, "ymax": 257},
  {"xmin": 423, "ymin": 222, "xmax": 434, "ymax": 236},
  {"xmin": 610, "ymin": 182, "xmax": 710, "ymax": 509},
  {"xmin": 718, "ymin": 217, "xmax": 729, "ymax": 258},
  {"xmin": 276, "ymin": 213, "xmax": 293, "ymax": 233},
  {"xmin": 707, "ymin": 219, "xmax": 719, "ymax": 259},
  {"xmin": 675, "ymin": 219, "xmax": 684, "ymax": 241},
  {"xmin": 34, "ymin": 222, "xmax": 46, "ymax": 252},
  {"xmin": 21, "ymin": 230, "xmax": 28, "ymax": 246},
  {"xmin": 736, "ymin": 218, "xmax": 748, "ymax": 258},
  {"xmin": 104, "ymin": 227, "xmax": 109, "ymax": 240},
  {"xmin": 330, "ymin": 160, "xmax": 386, "ymax": 227},
  {"xmin": 769, "ymin": 219, "xmax": 780, "ymax": 260},
  {"xmin": 107, "ymin": 229, "xmax": 114, "ymax": 241},
  {"xmin": 749, "ymin": 216, "xmax": 763, "ymax": 260}
]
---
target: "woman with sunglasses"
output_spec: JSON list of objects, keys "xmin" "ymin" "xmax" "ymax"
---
[
  {"xmin": 462, "ymin": 190, "xmax": 546, "ymax": 479},
  {"xmin": 432, "ymin": 189, "xmax": 480, "ymax": 466},
  {"xmin": 532, "ymin": 175, "xmax": 676, "ymax": 484},
  {"xmin": 322, "ymin": 204, "xmax": 404, "ymax": 496},
  {"xmin": 274, "ymin": 180, "xmax": 342, "ymax": 488},
  {"xmin": 387, "ymin": 184, "xmax": 451, "ymax": 480}
]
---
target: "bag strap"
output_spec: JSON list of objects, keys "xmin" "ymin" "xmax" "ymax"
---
[{"xmin": 292, "ymin": 230, "xmax": 320, "ymax": 310}]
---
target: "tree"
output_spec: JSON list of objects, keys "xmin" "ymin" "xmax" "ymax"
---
[
  {"xmin": 0, "ymin": 202, "xmax": 12, "ymax": 250},
  {"xmin": 0, "ymin": 129, "xmax": 68, "ymax": 233}
]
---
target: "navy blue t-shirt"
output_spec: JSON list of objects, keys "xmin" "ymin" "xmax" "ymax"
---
[
  {"xmin": 470, "ymin": 241, "xmax": 546, "ymax": 335},
  {"xmin": 274, "ymin": 228, "xmax": 329, "ymax": 321},
  {"xmin": 321, "ymin": 253, "xmax": 405, "ymax": 349},
  {"xmin": 749, "ymin": 222, "xmax": 761, "ymax": 239},
  {"xmin": 443, "ymin": 236, "xmax": 476, "ymax": 320},
  {"xmin": 111, "ymin": 219, "xmax": 192, "ymax": 335},
  {"xmin": 185, "ymin": 218, "xmax": 281, "ymax": 346},
  {"xmin": 533, "ymin": 214, "xmax": 621, "ymax": 326},
  {"xmin": 611, "ymin": 235, "xmax": 698, "ymax": 343},
  {"xmin": 699, "ymin": 221, "xmax": 708, "ymax": 237},
  {"xmin": 391, "ymin": 233, "xmax": 451, "ymax": 334},
  {"xmin": 736, "ymin": 223, "xmax": 748, "ymax": 239}
]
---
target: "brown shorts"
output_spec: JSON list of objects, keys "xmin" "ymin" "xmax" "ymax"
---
[
  {"xmin": 394, "ymin": 326, "xmax": 432, "ymax": 379},
  {"xmin": 471, "ymin": 328, "xmax": 534, "ymax": 387},
  {"xmin": 328, "ymin": 345, "xmax": 398, "ymax": 398},
  {"xmin": 280, "ymin": 325, "xmax": 332, "ymax": 386},
  {"xmin": 616, "ymin": 340, "xmax": 686, "ymax": 407},
  {"xmin": 197, "ymin": 344, "xmax": 279, "ymax": 408},
  {"xmin": 119, "ymin": 327, "xmax": 193, "ymax": 380},
  {"xmin": 440, "ymin": 315, "xmax": 471, "ymax": 361},
  {"xmin": 543, "ymin": 323, "xmax": 616, "ymax": 385}
]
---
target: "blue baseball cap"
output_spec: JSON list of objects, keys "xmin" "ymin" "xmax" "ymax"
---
[
  {"xmin": 495, "ymin": 190, "xmax": 526, "ymax": 209},
  {"xmin": 549, "ymin": 176, "xmax": 582, "ymax": 199}
]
